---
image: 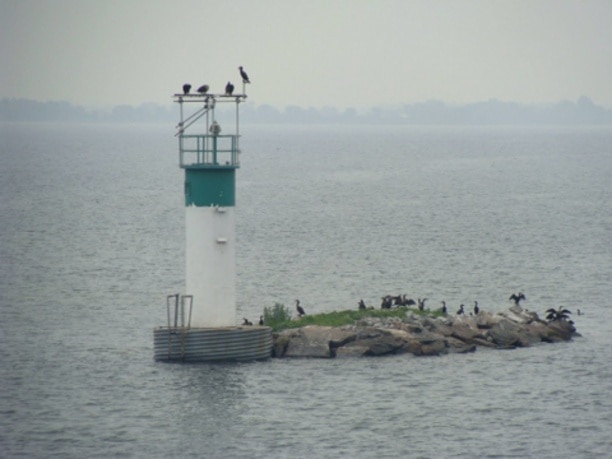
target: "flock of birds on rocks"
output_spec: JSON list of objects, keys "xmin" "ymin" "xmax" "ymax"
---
[
  {"xmin": 241, "ymin": 291, "xmax": 580, "ymax": 327},
  {"xmin": 359, "ymin": 292, "xmax": 529, "ymax": 316},
  {"xmin": 180, "ymin": 66, "xmax": 250, "ymax": 97}
]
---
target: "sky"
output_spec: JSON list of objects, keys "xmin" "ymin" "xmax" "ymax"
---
[{"xmin": 1, "ymin": 0, "xmax": 611, "ymax": 110}]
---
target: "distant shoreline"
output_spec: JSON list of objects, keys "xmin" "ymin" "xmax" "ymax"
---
[{"xmin": 2, "ymin": 96, "xmax": 612, "ymax": 126}]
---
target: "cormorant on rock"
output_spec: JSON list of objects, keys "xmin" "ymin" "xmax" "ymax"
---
[
  {"xmin": 182, "ymin": 83, "xmax": 191, "ymax": 95},
  {"xmin": 418, "ymin": 298, "xmax": 427, "ymax": 311},
  {"xmin": 577, "ymin": 309, "xmax": 582, "ymax": 316},
  {"xmin": 258, "ymin": 315, "xmax": 264, "ymax": 326},
  {"xmin": 457, "ymin": 304, "xmax": 465, "ymax": 315},
  {"xmin": 380, "ymin": 295, "xmax": 393, "ymax": 309},
  {"xmin": 358, "ymin": 299, "xmax": 366, "ymax": 310},
  {"xmin": 296, "ymin": 299, "xmax": 306, "ymax": 317},
  {"xmin": 441, "ymin": 301, "xmax": 447, "ymax": 315},
  {"xmin": 509, "ymin": 292, "xmax": 526, "ymax": 306},
  {"xmin": 405, "ymin": 298, "xmax": 416, "ymax": 306},
  {"xmin": 242, "ymin": 318, "xmax": 253, "ymax": 326},
  {"xmin": 225, "ymin": 81, "xmax": 234, "ymax": 95},
  {"xmin": 474, "ymin": 301, "xmax": 480, "ymax": 315},
  {"xmin": 239, "ymin": 66, "xmax": 250, "ymax": 83},
  {"xmin": 197, "ymin": 84, "xmax": 209, "ymax": 94},
  {"xmin": 545, "ymin": 306, "xmax": 572, "ymax": 322}
]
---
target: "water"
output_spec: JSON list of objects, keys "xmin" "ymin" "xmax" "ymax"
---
[{"xmin": 1, "ymin": 123, "xmax": 611, "ymax": 458}]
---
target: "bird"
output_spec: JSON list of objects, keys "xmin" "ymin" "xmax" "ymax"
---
[
  {"xmin": 358, "ymin": 299, "xmax": 367, "ymax": 310},
  {"xmin": 295, "ymin": 299, "xmax": 306, "ymax": 317},
  {"xmin": 225, "ymin": 81, "xmax": 234, "ymax": 95},
  {"xmin": 441, "ymin": 301, "xmax": 447, "ymax": 315},
  {"xmin": 182, "ymin": 83, "xmax": 191, "ymax": 95},
  {"xmin": 457, "ymin": 304, "xmax": 465, "ymax": 315},
  {"xmin": 545, "ymin": 306, "xmax": 572, "ymax": 322},
  {"xmin": 239, "ymin": 66, "xmax": 250, "ymax": 83},
  {"xmin": 418, "ymin": 298, "xmax": 427, "ymax": 311},
  {"xmin": 404, "ymin": 298, "xmax": 416, "ymax": 307},
  {"xmin": 474, "ymin": 301, "xmax": 480, "ymax": 315},
  {"xmin": 258, "ymin": 315, "xmax": 264, "ymax": 326},
  {"xmin": 197, "ymin": 84, "xmax": 209, "ymax": 94},
  {"xmin": 509, "ymin": 292, "xmax": 526, "ymax": 306},
  {"xmin": 242, "ymin": 318, "xmax": 253, "ymax": 326}
]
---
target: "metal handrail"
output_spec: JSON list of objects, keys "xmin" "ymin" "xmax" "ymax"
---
[
  {"xmin": 166, "ymin": 293, "xmax": 193, "ymax": 330},
  {"xmin": 179, "ymin": 134, "xmax": 240, "ymax": 167}
]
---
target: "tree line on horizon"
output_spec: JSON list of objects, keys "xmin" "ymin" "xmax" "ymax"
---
[{"xmin": 1, "ymin": 96, "xmax": 611, "ymax": 125}]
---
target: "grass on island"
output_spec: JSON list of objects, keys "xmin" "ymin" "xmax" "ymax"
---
[{"xmin": 262, "ymin": 302, "xmax": 446, "ymax": 332}]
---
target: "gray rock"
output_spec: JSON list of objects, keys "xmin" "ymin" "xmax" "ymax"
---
[
  {"xmin": 278, "ymin": 326, "xmax": 356, "ymax": 358},
  {"xmin": 271, "ymin": 306, "xmax": 578, "ymax": 359}
]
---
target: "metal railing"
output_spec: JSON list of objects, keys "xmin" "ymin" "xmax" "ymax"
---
[
  {"xmin": 166, "ymin": 294, "xmax": 193, "ymax": 330},
  {"xmin": 179, "ymin": 134, "xmax": 240, "ymax": 168}
]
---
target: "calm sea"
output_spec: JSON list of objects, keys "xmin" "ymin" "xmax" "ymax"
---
[{"xmin": 1, "ymin": 122, "xmax": 611, "ymax": 458}]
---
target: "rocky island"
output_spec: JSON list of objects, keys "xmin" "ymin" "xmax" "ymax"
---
[{"xmin": 271, "ymin": 305, "xmax": 578, "ymax": 358}]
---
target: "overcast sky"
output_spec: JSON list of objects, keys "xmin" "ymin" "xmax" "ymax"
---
[{"xmin": 2, "ymin": 0, "xmax": 611, "ymax": 110}]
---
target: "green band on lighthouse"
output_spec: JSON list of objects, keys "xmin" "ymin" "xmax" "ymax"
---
[{"xmin": 184, "ymin": 167, "xmax": 236, "ymax": 207}]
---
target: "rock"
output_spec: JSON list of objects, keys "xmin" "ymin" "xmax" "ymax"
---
[
  {"xmin": 272, "ymin": 333, "xmax": 290, "ymax": 357},
  {"xmin": 271, "ymin": 306, "xmax": 579, "ymax": 359},
  {"xmin": 418, "ymin": 338, "xmax": 448, "ymax": 356},
  {"xmin": 449, "ymin": 320, "xmax": 485, "ymax": 345},
  {"xmin": 546, "ymin": 319, "xmax": 576, "ymax": 341},
  {"xmin": 340, "ymin": 328, "xmax": 414, "ymax": 357},
  {"xmin": 486, "ymin": 318, "xmax": 526, "ymax": 348},
  {"xmin": 278, "ymin": 326, "xmax": 356, "ymax": 358}
]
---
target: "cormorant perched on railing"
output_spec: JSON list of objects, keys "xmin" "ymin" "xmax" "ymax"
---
[
  {"xmin": 295, "ymin": 299, "xmax": 306, "ymax": 317},
  {"xmin": 225, "ymin": 81, "xmax": 235, "ymax": 95},
  {"xmin": 258, "ymin": 315, "xmax": 264, "ymax": 326},
  {"xmin": 239, "ymin": 66, "xmax": 250, "ymax": 83},
  {"xmin": 474, "ymin": 301, "xmax": 480, "ymax": 315},
  {"xmin": 197, "ymin": 84, "xmax": 209, "ymax": 94},
  {"xmin": 509, "ymin": 292, "xmax": 526, "ymax": 306},
  {"xmin": 242, "ymin": 318, "xmax": 253, "ymax": 326},
  {"xmin": 182, "ymin": 83, "xmax": 191, "ymax": 95},
  {"xmin": 457, "ymin": 304, "xmax": 465, "ymax": 315}
]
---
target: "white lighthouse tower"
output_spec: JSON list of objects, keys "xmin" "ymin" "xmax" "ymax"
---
[
  {"xmin": 181, "ymin": 99, "xmax": 239, "ymax": 327},
  {"xmin": 153, "ymin": 84, "xmax": 272, "ymax": 362}
]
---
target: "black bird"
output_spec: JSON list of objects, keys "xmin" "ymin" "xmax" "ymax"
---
[
  {"xmin": 258, "ymin": 315, "xmax": 264, "ymax": 326},
  {"xmin": 242, "ymin": 318, "xmax": 253, "ymax": 326},
  {"xmin": 358, "ymin": 299, "xmax": 366, "ymax": 310},
  {"xmin": 380, "ymin": 295, "xmax": 393, "ymax": 309},
  {"xmin": 474, "ymin": 301, "xmax": 480, "ymax": 315},
  {"xmin": 295, "ymin": 299, "xmax": 306, "ymax": 317},
  {"xmin": 441, "ymin": 301, "xmax": 447, "ymax": 315},
  {"xmin": 182, "ymin": 83, "xmax": 191, "ymax": 95},
  {"xmin": 509, "ymin": 292, "xmax": 526, "ymax": 306},
  {"xmin": 418, "ymin": 298, "xmax": 427, "ymax": 311},
  {"xmin": 545, "ymin": 306, "xmax": 572, "ymax": 322},
  {"xmin": 225, "ymin": 81, "xmax": 235, "ymax": 95},
  {"xmin": 197, "ymin": 84, "xmax": 209, "ymax": 94},
  {"xmin": 405, "ymin": 298, "xmax": 416, "ymax": 307},
  {"xmin": 457, "ymin": 304, "xmax": 465, "ymax": 315},
  {"xmin": 239, "ymin": 66, "xmax": 250, "ymax": 83}
]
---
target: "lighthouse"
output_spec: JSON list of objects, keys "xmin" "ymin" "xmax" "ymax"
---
[
  {"xmin": 153, "ymin": 83, "xmax": 272, "ymax": 362},
  {"xmin": 180, "ymin": 97, "xmax": 239, "ymax": 327}
]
